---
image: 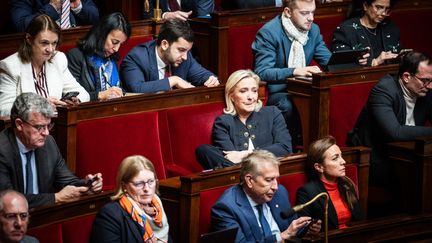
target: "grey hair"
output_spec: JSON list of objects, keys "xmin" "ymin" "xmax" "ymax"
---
[
  {"xmin": 10, "ymin": 93, "xmax": 54, "ymax": 127},
  {"xmin": 224, "ymin": 69, "xmax": 263, "ymax": 116},
  {"xmin": 239, "ymin": 150, "xmax": 280, "ymax": 184},
  {"xmin": 0, "ymin": 190, "xmax": 28, "ymax": 211}
]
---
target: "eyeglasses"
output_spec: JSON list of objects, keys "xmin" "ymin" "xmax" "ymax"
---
[
  {"xmin": 131, "ymin": 179, "xmax": 157, "ymax": 189},
  {"xmin": 412, "ymin": 74, "xmax": 432, "ymax": 87},
  {"xmin": 371, "ymin": 4, "xmax": 391, "ymax": 15},
  {"xmin": 22, "ymin": 120, "xmax": 54, "ymax": 133},
  {"xmin": 1, "ymin": 212, "xmax": 29, "ymax": 222}
]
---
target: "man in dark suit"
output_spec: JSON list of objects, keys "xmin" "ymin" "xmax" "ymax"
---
[
  {"xmin": 211, "ymin": 150, "xmax": 321, "ymax": 242},
  {"xmin": 349, "ymin": 52, "xmax": 432, "ymax": 187},
  {"xmin": 121, "ymin": 19, "xmax": 219, "ymax": 93},
  {"xmin": 143, "ymin": 0, "xmax": 214, "ymax": 20},
  {"xmin": 0, "ymin": 93, "xmax": 103, "ymax": 209},
  {"xmin": 10, "ymin": 0, "xmax": 99, "ymax": 32},
  {"xmin": 0, "ymin": 190, "xmax": 38, "ymax": 243}
]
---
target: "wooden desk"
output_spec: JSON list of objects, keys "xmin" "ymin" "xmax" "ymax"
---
[
  {"xmin": 287, "ymin": 64, "xmax": 398, "ymax": 151},
  {"xmin": 305, "ymin": 214, "xmax": 432, "ymax": 242},
  {"xmin": 159, "ymin": 146, "xmax": 370, "ymax": 243},
  {"xmin": 388, "ymin": 138, "xmax": 432, "ymax": 214}
]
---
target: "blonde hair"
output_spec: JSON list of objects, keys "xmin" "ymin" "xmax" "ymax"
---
[
  {"xmin": 239, "ymin": 150, "xmax": 280, "ymax": 184},
  {"xmin": 224, "ymin": 69, "xmax": 263, "ymax": 116},
  {"xmin": 283, "ymin": 0, "xmax": 314, "ymax": 8},
  {"xmin": 111, "ymin": 155, "xmax": 158, "ymax": 201}
]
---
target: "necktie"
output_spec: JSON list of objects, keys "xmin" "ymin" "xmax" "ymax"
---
[
  {"xmin": 25, "ymin": 151, "xmax": 34, "ymax": 194},
  {"xmin": 256, "ymin": 204, "xmax": 272, "ymax": 238},
  {"xmin": 168, "ymin": 0, "xmax": 180, "ymax": 11},
  {"xmin": 60, "ymin": 0, "xmax": 71, "ymax": 29}
]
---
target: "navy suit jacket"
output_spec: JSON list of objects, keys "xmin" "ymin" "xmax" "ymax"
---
[
  {"xmin": 120, "ymin": 40, "xmax": 215, "ymax": 93},
  {"xmin": 143, "ymin": 0, "xmax": 214, "ymax": 19},
  {"xmin": 10, "ymin": 0, "xmax": 99, "ymax": 32},
  {"xmin": 0, "ymin": 128, "xmax": 83, "ymax": 209},
  {"xmin": 211, "ymin": 184, "xmax": 299, "ymax": 243},
  {"xmin": 296, "ymin": 180, "xmax": 363, "ymax": 230},
  {"xmin": 90, "ymin": 201, "xmax": 146, "ymax": 243},
  {"xmin": 213, "ymin": 106, "xmax": 292, "ymax": 156}
]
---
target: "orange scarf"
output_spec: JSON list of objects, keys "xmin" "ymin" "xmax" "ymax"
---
[{"xmin": 119, "ymin": 195, "xmax": 164, "ymax": 242}]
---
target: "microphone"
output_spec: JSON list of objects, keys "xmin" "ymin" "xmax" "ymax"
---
[{"xmin": 281, "ymin": 192, "xmax": 329, "ymax": 243}]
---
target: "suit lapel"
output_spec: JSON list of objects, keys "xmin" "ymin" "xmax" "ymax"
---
[
  {"xmin": 20, "ymin": 62, "xmax": 35, "ymax": 94},
  {"xmin": 122, "ymin": 208, "xmax": 145, "ymax": 242},
  {"xmin": 316, "ymin": 181, "xmax": 339, "ymax": 228},
  {"xmin": 235, "ymin": 186, "xmax": 263, "ymax": 242},
  {"xmin": 7, "ymin": 129, "xmax": 26, "ymax": 192},
  {"xmin": 34, "ymin": 146, "xmax": 48, "ymax": 192},
  {"xmin": 149, "ymin": 42, "xmax": 161, "ymax": 81}
]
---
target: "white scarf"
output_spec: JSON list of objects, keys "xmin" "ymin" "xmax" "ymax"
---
[{"xmin": 281, "ymin": 14, "xmax": 309, "ymax": 68}]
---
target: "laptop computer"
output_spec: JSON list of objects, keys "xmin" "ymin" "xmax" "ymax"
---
[
  {"xmin": 199, "ymin": 227, "xmax": 238, "ymax": 243},
  {"xmin": 326, "ymin": 48, "xmax": 369, "ymax": 72}
]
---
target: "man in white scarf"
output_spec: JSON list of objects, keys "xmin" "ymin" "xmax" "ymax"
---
[{"xmin": 252, "ymin": 0, "xmax": 331, "ymax": 151}]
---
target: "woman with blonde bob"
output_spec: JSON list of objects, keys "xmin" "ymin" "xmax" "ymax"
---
[
  {"xmin": 196, "ymin": 69, "xmax": 292, "ymax": 169},
  {"xmin": 91, "ymin": 155, "xmax": 169, "ymax": 243},
  {"xmin": 296, "ymin": 136, "xmax": 362, "ymax": 230}
]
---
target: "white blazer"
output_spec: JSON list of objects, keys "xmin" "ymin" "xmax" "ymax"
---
[{"xmin": 0, "ymin": 51, "xmax": 90, "ymax": 116}]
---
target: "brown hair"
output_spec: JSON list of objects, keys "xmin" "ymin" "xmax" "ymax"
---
[
  {"xmin": 283, "ymin": 0, "xmax": 314, "ymax": 8},
  {"xmin": 307, "ymin": 135, "xmax": 359, "ymax": 210},
  {"xmin": 18, "ymin": 14, "xmax": 61, "ymax": 63}
]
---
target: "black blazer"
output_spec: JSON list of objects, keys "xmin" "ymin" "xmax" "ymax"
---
[
  {"xmin": 143, "ymin": 0, "xmax": 214, "ymax": 18},
  {"xmin": 0, "ymin": 128, "xmax": 83, "ymax": 209},
  {"xmin": 348, "ymin": 74, "xmax": 432, "ymax": 184},
  {"xmin": 296, "ymin": 180, "xmax": 363, "ymax": 230},
  {"xmin": 90, "ymin": 201, "xmax": 145, "ymax": 243}
]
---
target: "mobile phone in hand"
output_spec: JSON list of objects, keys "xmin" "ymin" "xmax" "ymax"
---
[
  {"xmin": 86, "ymin": 175, "xmax": 99, "ymax": 187},
  {"xmin": 61, "ymin": 91, "xmax": 79, "ymax": 101}
]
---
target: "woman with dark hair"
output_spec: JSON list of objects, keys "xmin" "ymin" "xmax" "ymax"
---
[
  {"xmin": 0, "ymin": 14, "xmax": 90, "ymax": 116},
  {"xmin": 67, "ymin": 12, "xmax": 131, "ymax": 101},
  {"xmin": 331, "ymin": 0, "xmax": 400, "ymax": 66},
  {"xmin": 296, "ymin": 136, "xmax": 362, "ymax": 230}
]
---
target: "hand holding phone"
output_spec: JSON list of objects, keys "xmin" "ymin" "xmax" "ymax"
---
[
  {"xmin": 397, "ymin": 48, "xmax": 413, "ymax": 59},
  {"xmin": 86, "ymin": 175, "xmax": 99, "ymax": 188},
  {"xmin": 61, "ymin": 91, "xmax": 79, "ymax": 101}
]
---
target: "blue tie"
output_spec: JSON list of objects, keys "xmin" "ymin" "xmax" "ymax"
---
[
  {"xmin": 25, "ymin": 151, "xmax": 33, "ymax": 194},
  {"xmin": 256, "ymin": 204, "xmax": 272, "ymax": 238}
]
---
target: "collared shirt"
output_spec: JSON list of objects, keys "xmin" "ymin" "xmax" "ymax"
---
[
  {"xmin": 399, "ymin": 78, "xmax": 417, "ymax": 126},
  {"xmin": 244, "ymin": 189, "xmax": 282, "ymax": 242},
  {"xmin": 156, "ymin": 47, "xmax": 168, "ymax": 80},
  {"xmin": 15, "ymin": 137, "xmax": 39, "ymax": 194}
]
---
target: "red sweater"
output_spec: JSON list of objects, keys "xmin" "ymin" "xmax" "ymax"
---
[{"xmin": 321, "ymin": 179, "xmax": 351, "ymax": 229}]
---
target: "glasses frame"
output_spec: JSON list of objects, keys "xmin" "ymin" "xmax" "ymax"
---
[
  {"xmin": 21, "ymin": 119, "xmax": 54, "ymax": 133},
  {"xmin": 130, "ymin": 179, "xmax": 157, "ymax": 189},
  {"xmin": 412, "ymin": 74, "xmax": 432, "ymax": 87}
]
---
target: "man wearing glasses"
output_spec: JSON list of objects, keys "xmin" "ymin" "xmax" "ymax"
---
[
  {"xmin": 348, "ymin": 52, "xmax": 432, "ymax": 213},
  {"xmin": 0, "ymin": 93, "xmax": 103, "ymax": 209},
  {"xmin": 0, "ymin": 190, "xmax": 38, "ymax": 243}
]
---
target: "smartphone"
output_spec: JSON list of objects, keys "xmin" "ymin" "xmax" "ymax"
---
[
  {"xmin": 86, "ymin": 175, "xmax": 99, "ymax": 187},
  {"xmin": 61, "ymin": 91, "xmax": 79, "ymax": 101},
  {"xmin": 397, "ymin": 48, "xmax": 413, "ymax": 58}
]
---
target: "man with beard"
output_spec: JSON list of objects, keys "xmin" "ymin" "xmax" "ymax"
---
[
  {"xmin": 211, "ymin": 150, "xmax": 321, "ymax": 242},
  {"xmin": 121, "ymin": 19, "xmax": 219, "ymax": 93},
  {"xmin": 0, "ymin": 93, "xmax": 103, "ymax": 209},
  {"xmin": 0, "ymin": 190, "xmax": 38, "ymax": 243},
  {"xmin": 252, "ymin": 0, "xmax": 332, "ymax": 151}
]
